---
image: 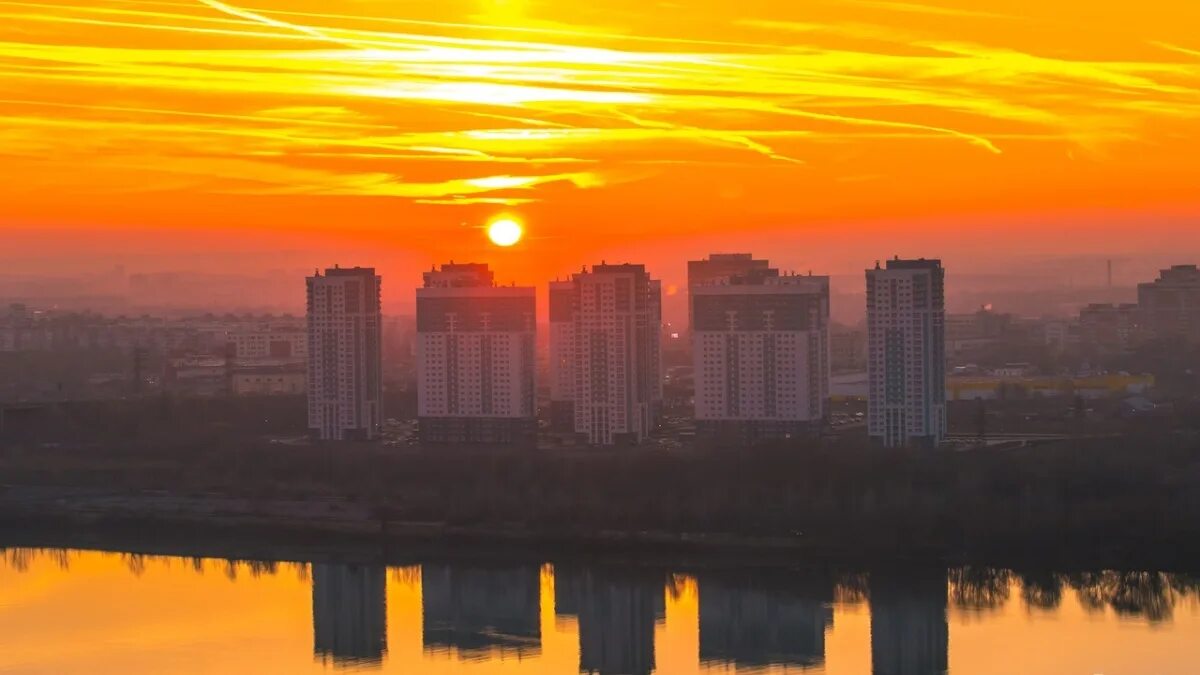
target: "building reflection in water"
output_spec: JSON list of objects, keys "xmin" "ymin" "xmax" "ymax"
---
[
  {"xmin": 555, "ymin": 566, "xmax": 664, "ymax": 675},
  {"xmin": 422, "ymin": 563, "xmax": 542, "ymax": 660},
  {"xmin": 869, "ymin": 569, "xmax": 949, "ymax": 675},
  {"xmin": 311, "ymin": 562, "xmax": 388, "ymax": 667},
  {"xmin": 305, "ymin": 559, "xmax": 954, "ymax": 674},
  {"xmin": 697, "ymin": 570, "xmax": 834, "ymax": 669}
]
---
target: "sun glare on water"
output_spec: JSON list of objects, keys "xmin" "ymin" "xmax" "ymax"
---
[{"xmin": 487, "ymin": 217, "xmax": 524, "ymax": 247}]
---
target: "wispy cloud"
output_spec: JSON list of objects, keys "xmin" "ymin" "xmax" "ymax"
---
[
  {"xmin": 0, "ymin": 0, "xmax": 1196, "ymax": 215},
  {"xmin": 835, "ymin": 0, "xmax": 1018, "ymax": 20},
  {"xmin": 1153, "ymin": 42, "xmax": 1200, "ymax": 59}
]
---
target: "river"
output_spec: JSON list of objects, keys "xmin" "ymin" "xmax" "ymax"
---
[{"xmin": 1, "ymin": 548, "xmax": 1197, "ymax": 674}]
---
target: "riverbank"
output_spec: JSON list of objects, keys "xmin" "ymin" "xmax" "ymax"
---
[
  {"xmin": 4, "ymin": 429, "xmax": 1200, "ymax": 569},
  {"xmin": 5, "ymin": 502, "xmax": 1200, "ymax": 573},
  {"xmin": 0, "ymin": 484, "xmax": 943, "ymax": 565}
]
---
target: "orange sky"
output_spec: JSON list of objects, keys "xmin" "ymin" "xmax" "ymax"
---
[{"xmin": 1, "ymin": 0, "xmax": 1199, "ymax": 285}]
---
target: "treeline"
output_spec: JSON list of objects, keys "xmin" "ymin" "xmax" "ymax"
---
[
  {"xmin": 4, "ymin": 429, "xmax": 1200, "ymax": 564},
  {"xmin": 1, "ymin": 394, "xmax": 308, "ymax": 443},
  {"xmin": 0, "ymin": 391, "xmax": 413, "ymax": 444}
]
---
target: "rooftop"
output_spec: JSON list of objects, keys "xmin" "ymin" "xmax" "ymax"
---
[
  {"xmin": 589, "ymin": 263, "xmax": 649, "ymax": 275},
  {"xmin": 317, "ymin": 266, "xmax": 376, "ymax": 278},
  {"xmin": 423, "ymin": 262, "xmax": 495, "ymax": 288},
  {"xmin": 885, "ymin": 257, "xmax": 942, "ymax": 270}
]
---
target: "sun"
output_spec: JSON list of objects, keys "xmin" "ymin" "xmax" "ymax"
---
[{"xmin": 487, "ymin": 217, "xmax": 524, "ymax": 247}]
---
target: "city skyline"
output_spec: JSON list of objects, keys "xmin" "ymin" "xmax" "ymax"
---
[{"xmin": 0, "ymin": 249, "xmax": 1187, "ymax": 335}]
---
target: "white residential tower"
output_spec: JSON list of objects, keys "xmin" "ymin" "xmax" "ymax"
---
[
  {"xmin": 866, "ymin": 257, "xmax": 946, "ymax": 447},
  {"xmin": 306, "ymin": 266, "xmax": 383, "ymax": 441},
  {"xmin": 549, "ymin": 264, "xmax": 662, "ymax": 445},
  {"xmin": 416, "ymin": 263, "xmax": 536, "ymax": 444},
  {"xmin": 691, "ymin": 255, "xmax": 831, "ymax": 444}
]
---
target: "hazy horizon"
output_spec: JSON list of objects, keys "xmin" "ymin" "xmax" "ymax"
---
[{"xmin": 0, "ymin": 221, "xmax": 1183, "ymax": 325}]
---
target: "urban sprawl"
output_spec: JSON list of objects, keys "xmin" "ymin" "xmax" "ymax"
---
[{"xmin": 3, "ymin": 257, "xmax": 1198, "ymax": 449}]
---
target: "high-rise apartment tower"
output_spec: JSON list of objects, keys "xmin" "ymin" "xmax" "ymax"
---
[
  {"xmin": 548, "ymin": 264, "xmax": 662, "ymax": 445},
  {"xmin": 306, "ymin": 266, "xmax": 383, "ymax": 441},
  {"xmin": 690, "ymin": 255, "xmax": 830, "ymax": 444},
  {"xmin": 866, "ymin": 258, "xmax": 946, "ymax": 447},
  {"xmin": 416, "ymin": 263, "xmax": 536, "ymax": 444}
]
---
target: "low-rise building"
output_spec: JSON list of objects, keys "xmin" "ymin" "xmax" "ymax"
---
[
  {"xmin": 164, "ymin": 355, "xmax": 228, "ymax": 397},
  {"xmin": 1078, "ymin": 303, "xmax": 1141, "ymax": 354},
  {"xmin": 232, "ymin": 364, "xmax": 307, "ymax": 396},
  {"xmin": 947, "ymin": 373, "xmax": 1153, "ymax": 400}
]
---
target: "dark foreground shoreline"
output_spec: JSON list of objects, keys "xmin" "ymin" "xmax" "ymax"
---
[
  {"xmin": 4, "ymin": 430, "xmax": 1200, "ymax": 572},
  {"xmin": 3, "ymin": 484, "xmax": 1199, "ymax": 573}
]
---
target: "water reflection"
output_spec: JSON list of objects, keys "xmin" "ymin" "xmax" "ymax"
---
[
  {"xmin": 555, "ymin": 566, "xmax": 664, "ymax": 675},
  {"xmin": 698, "ymin": 570, "xmax": 834, "ymax": 669},
  {"xmin": 312, "ymin": 563, "xmax": 387, "ymax": 667},
  {"xmin": 1064, "ymin": 571, "xmax": 1196, "ymax": 622},
  {"xmin": 869, "ymin": 570, "xmax": 948, "ymax": 675},
  {"xmin": 422, "ymin": 564, "xmax": 542, "ymax": 660},
  {"xmin": 2, "ymin": 548, "xmax": 1200, "ymax": 674},
  {"xmin": 948, "ymin": 567, "xmax": 1010, "ymax": 615},
  {"xmin": 1016, "ymin": 571, "xmax": 1062, "ymax": 611}
]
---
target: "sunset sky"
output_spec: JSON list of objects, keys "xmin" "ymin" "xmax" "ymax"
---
[{"xmin": 2, "ymin": 0, "xmax": 1199, "ymax": 296}]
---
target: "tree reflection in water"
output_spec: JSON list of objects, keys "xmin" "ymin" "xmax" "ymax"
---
[
  {"xmin": 949, "ymin": 567, "xmax": 1012, "ymax": 614},
  {"xmin": 1017, "ymin": 571, "xmax": 1063, "ymax": 612},
  {"xmin": 2, "ymin": 547, "xmax": 1199, "ymax": 627}
]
